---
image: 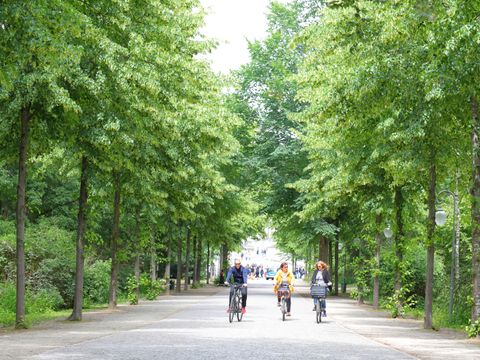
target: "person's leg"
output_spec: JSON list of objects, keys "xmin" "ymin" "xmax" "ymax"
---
[
  {"xmin": 286, "ymin": 296, "xmax": 291, "ymax": 313},
  {"xmin": 241, "ymin": 287, "xmax": 247, "ymax": 308},
  {"xmin": 277, "ymin": 292, "xmax": 281, "ymax": 305},
  {"xmin": 229, "ymin": 286, "xmax": 234, "ymax": 307}
]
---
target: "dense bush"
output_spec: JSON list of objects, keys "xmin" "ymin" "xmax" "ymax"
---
[
  {"xmin": 84, "ymin": 260, "xmax": 111, "ymax": 306},
  {"xmin": 0, "ymin": 282, "xmax": 63, "ymax": 327}
]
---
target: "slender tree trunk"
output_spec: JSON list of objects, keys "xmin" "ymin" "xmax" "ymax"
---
[
  {"xmin": 176, "ymin": 227, "xmax": 182, "ymax": 293},
  {"xmin": 15, "ymin": 107, "xmax": 30, "ymax": 328},
  {"xmin": 150, "ymin": 227, "xmax": 157, "ymax": 281},
  {"xmin": 108, "ymin": 173, "xmax": 121, "ymax": 309},
  {"xmin": 206, "ymin": 241, "xmax": 210, "ymax": 284},
  {"xmin": 134, "ymin": 207, "xmax": 141, "ymax": 302},
  {"xmin": 373, "ymin": 214, "xmax": 382, "ymax": 309},
  {"xmin": 334, "ymin": 218, "xmax": 340, "ymax": 295},
  {"xmin": 69, "ymin": 155, "xmax": 89, "ymax": 321},
  {"xmin": 164, "ymin": 236, "xmax": 171, "ymax": 294},
  {"xmin": 184, "ymin": 228, "xmax": 191, "ymax": 290},
  {"xmin": 471, "ymin": 95, "xmax": 480, "ymax": 322},
  {"xmin": 424, "ymin": 155, "xmax": 436, "ymax": 329},
  {"xmin": 394, "ymin": 186, "xmax": 404, "ymax": 292},
  {"xmin": 455, "ymin": 173, "xmax": 460, "ymax": 281},
  {"xmin": 196, "ymin": 238, "xmax": 202, "ymax": 283},
  {"xmin": 193, "ymin": 237, "xmax": 198, "ymax": 286},
  {"xmin": 329, "ymin": 239, "xmax": 333, "ymax": 267}
]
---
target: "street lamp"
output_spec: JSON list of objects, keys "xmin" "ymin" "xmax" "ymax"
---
[
  {"xmin": 339, "ymin": 243, "xmax": 347, "ymax": 293},
  {"xmin": 384, "ymin": 225, "xmax": 393, "ymax": 239},
  {"xmin": 435, "ymin": 189, "xmax": 459, "ymax": 323}
]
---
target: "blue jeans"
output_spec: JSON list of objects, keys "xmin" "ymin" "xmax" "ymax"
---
[{"xmin": 313, "ymin": 288, "xmax": 328, "ymax": 309}]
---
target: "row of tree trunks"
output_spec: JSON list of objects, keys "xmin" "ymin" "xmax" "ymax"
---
[{"xmin": 69, "ymin": 155, "xmax": 89, "ymax": 320}]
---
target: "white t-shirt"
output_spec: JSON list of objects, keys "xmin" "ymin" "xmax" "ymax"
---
[{"xmin": 315, "ymin": 271, "xmax": 326, "ymax": 286}]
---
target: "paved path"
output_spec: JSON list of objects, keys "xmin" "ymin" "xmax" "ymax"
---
[{"xmin": 1, "ymin": 281, "xmax": 479, "ymax": 359}]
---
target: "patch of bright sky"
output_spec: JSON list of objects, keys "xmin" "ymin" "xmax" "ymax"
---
[{"xmin": 200, "ymin": 0, "xmax": 291, "ymax": 74}]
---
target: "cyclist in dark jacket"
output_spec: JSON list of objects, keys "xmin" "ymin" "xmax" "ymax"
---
[
  {"xmin": 225, "ymin": 259, "xmax": 249, "ymax": 314},
  {"xmin": 311, "ymin": 261, "xmax": 332, "ymax": 315}
]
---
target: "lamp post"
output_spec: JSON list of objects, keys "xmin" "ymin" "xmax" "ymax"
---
[{"xmin": 435, "ymin": 189, "xmax": 459, "ymax": 323}]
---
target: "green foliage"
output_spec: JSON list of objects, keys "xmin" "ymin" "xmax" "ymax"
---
[
  {"xmin": 126, "ymin": 276, "xmax": 139, "ymax": 305},
  {"xmin": 0, "ymin": 282, "xmax": 63, "ymax": 327},
  {"xmin": 139, "ymin": 274, "xmax": 165, "ymax": 301},
  {"xmin": 466, "ymin": 319, "xmax": 480, "ymax": 338},
  {"xmin": 83, "ymin": 260, "xmax": 111, "ymax": 306}
]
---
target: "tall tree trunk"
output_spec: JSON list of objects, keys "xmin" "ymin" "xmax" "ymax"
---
[
  {"xmin": 373, "ymin": 214, "xmax": 382, "ymax": 309},
  {"xmin": 134, "ymin": 207, "xmax": 141, "ymax": 302},
  {"xmin": 164, "ymin": 236, "xmax": 171, "ymax": 294},
  {"xmin": 108, "ymin": 173, "xmax": 121, "ymax": 309},
  {"xmin": 334, "ymin": 240, "xmax": 339, "ymax": 295},
  {"xmin": 471, "ymin": 95, "xmax": 480, "ymax": 322},
  {"xmin": 15, "ymin": 107, "xmax": 30, "ymax": 328},
  {"xmin": 319, "ymin": 236, "xmax": 328, "ymax": 262},
  {"xmin": 455, "ymin": 172, "xmax": 460, "ymax": 281},
  {"xmin": 193, "ymin": 237, "xmax": 198, "ymax": 286},
  {"xmin": 424, "ymin": 152, "xmax": 436, "ymax": 328},
  {"xmin": 394, "ymin": 186, "xmax": 404, "ymax": 292},
  {"xmin": 69, "ymin": 155, "xmax": 89, "ymax": 321},
  {"xmin": 150, "ymin": 227, "xmax": 156, "ymax": 281},
  {"xmin": 176, "ymin": 227, "xmax": 182, "ymax": 293},
  {"xmin": 329, "ymin": 239, "xmax": 333, "ymax": 267},
  {"xmin": 196, "ymin": 238, "xmax": 202, "ymax": 283},
  {"xmin": 206, "ymin": 241, "xmax": 210, "ymax": 284},
  {"xmin": 184, "ymin": 228, "xmax": 191, "ymax": 290},
  {"xmin": 220, "ymin": 243, "xmax": 228, "ymax": 277}
]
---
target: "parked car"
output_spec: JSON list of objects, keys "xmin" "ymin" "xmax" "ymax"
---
[{"xmin": 265, "ymin": 269, "xmax": 276, "ymax": 280}]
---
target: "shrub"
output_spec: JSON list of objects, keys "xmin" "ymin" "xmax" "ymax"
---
[
  {"xmin": 126, "ymin": 276, "xmax": 139, "ymax": 305},
  {"xmin": 466, "ymin": 319, "xmax": 480, "ymax": 338},
  {"xmin": 84, "ymin": 260, "xmax": 111, "ymax": 306},
  {"xmin": 140, "ymin": 274, "xmax": 165, "ymax": 300},
  {"xmin": 27, "ymin": 287, "xmax": 63, "ymax": 314}
]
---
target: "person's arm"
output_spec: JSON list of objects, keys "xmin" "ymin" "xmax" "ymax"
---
[
  {"xmin": 225, "ymin": 268, "xmax": 233, "ymax": 283},
  {"xmin": 243, "ymin": 267, "xmax": 248, "ymax": 284},
  {"xmin": 324, "ymin": 270, "xmax": 331, "ymax": 284},
  {"xmin": 274, "ymin": 271, "xmax": 281, "ymax": 285}
]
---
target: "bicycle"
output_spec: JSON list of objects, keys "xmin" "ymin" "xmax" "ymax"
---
[
  {"xmin": 228, "ymin": 283, "xmax": 244, "ymax": 323},
  {"xmin": 311, "ymin": 284, "xmax": 327, "ymax": 323},
  {"xmin": 277, "ymin": 285, "xmax": 290, "ymax": 321}
]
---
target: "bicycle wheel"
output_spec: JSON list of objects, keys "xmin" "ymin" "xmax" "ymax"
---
[
  {"xmin": 229, "ymin": 295, "xmax": 235, "ymax": 323},
  {"xmin": 281, "ymin": 297, "xmax": 286, "ymax": 321},
  {"xmin": 236, "ymin": 293, "xmax": 243, "ymax": 322},
  {"xmin": 316, "ymin": 300, "xmax": 321, "ymax": 323}
]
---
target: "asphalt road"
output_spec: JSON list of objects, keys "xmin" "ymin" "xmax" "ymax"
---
[{"xmin": 24, "ymin": 281, "xmax": 415, "ymax": 360}]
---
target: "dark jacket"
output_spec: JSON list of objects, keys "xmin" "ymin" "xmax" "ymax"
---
[
  {"xmin": 226, "ymin": 265, "xmax": 249, "ymax": 284},
  {"xmin": 311, "ymin": 269, "xmax": 332, "ymax": 291}
]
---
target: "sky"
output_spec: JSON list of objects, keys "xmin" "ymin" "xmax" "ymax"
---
[{"xmin": 200, "ymin": 0, "xmax": 290, "ymax": 74}]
